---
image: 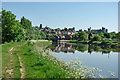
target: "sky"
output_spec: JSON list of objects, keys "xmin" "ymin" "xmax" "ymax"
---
[{"xmin": 2, "ymin": 2, "xmax": 118, "ymax": 32}]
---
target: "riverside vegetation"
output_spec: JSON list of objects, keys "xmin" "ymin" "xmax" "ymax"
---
[{"xmin": 1, "ymin": 9, "xmax": 119, "ymax": 78}]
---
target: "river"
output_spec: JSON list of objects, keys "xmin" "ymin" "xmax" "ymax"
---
[{"xmin": 49, "ymin": 42, "xmax": 119, "ymax": 78}]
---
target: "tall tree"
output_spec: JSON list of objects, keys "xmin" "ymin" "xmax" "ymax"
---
[
  {"xmin": 20, "ymin": 16, "xmax": 32, "ymax": 29},
  {"xmin": 2, "ymin": 9, "xmax": 25, "ymax": 43},
  {"xmin": 39, "ymin": 24, "xmax": 42, "ymax": 29}
]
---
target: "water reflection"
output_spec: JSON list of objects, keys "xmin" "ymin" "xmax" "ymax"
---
[
  {"xmin": 49, "ymin": 43, "xmax": 119, "ymax": 54},
  {"xmin": 49, "ymin": 42, "xmax": 118, "ymax": 78},
  {"xmin": 50, "ymin": 43, "xmax": 75, "ymax": 53}
]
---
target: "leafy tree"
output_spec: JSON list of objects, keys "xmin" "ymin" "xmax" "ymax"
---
[
  {"xmin": 2, "ymin": 9, "xmax": 25, "ymax": 43},
  {"xmin": 109, "ymin": 32, "xmax": 116, "ymax": 39},
  {"xmin": 88, "ymin": 33, "xmax": 92, "ymax": 40},
  {"xmin": 72, "ymin": 31, "xmax": 88, "ymax": 41},
  {"xmin": 35, "ymin": 26, "xmax": 39, "ymax": 30},
  {"xmin": 91, "ymin": 31, "xmax": 98, "ymax": 34},
  {"xmin": 25, "ymin": 27, "xmax": 46, "ymax": 40},
  {"xmin": 72, "ymin": 33, "xmax": 79, "ymax": 40},
  {"xmin": 99, "ymin": 32, "xmax": 105, "ymax": 38},
  {"xmin": 64, "ymin": 28, "xmax": 67, "ymax": 31},
  {"xmin": 93, "ymin": 35, "xmax": 102, "ymax": 41},
  {"xmin": 20, "ymin": 16, "xmax": 32, "ymax": 29},
  {"xmin": 116, "ymin": 32, "xmax": 120, "ymax": 39},
  {"xmin": 84, "ymin": 30, "xmax": 88, "ymax": 33},
  {"xmin": 44, "ymin": 26, "xmax": 51, "ymax": 30},
  {"xmin": 49, "ymin": 34, "xmax": 56, "ymax": 40},
  {"xmin": 78, "ymin": 32, "xmax": 88, "ymax": 41}
]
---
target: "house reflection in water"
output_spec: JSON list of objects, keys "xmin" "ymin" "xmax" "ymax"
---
[
  {"xmin": 50, "ymin": 42, "xmax": 113, "ymax": 56},
  {"xmin": 50, "ymin": 43, "xmax": 75, "ymax": 53}
]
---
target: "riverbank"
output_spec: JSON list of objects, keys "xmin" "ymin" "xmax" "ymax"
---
[
  {"xmin": 2, "ymin": 40, "xmax": 107, "ymax": 78},
  {"xmin": 2, "ymin": 41, "xmax": 72, "ymax": 78}
]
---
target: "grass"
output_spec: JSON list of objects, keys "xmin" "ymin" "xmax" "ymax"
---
[
  {"xmin": 2, "ymin": 41, "xmax": 25, "ymax": 78},
  {"xmin": 17, "ymin": 41, "xmax": 71, "ymax": 78},
  {"xmin": 0, "ymin": 45, "xmax": 2, "ymax": 78},
  {"xmin": 2, "ymin": 40, "xmax": 105, "ymax": 79},
  {"xmin": 2, "ymin": 41, "xmax": 72, "ymax": 78}
]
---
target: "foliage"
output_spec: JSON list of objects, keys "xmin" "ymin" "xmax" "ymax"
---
[
  {"xmin": 109, "ymin": 32, "xmax": 116, "ymax": 39},
  {"xmin": 116, "ymin": 32, "xmax": 120, "ymax": 39},
  {"xmin": 92, "ymin": 35, "xmax": 102, "ymax": 41},
  {"xmin": 48, "ymin": 34, "xmax": 56, "ymax": 40},
  {"xmin": 72, "ymin": 31, "xmax": 88, "ymax": 41},
  {"xmin": 44, "ymin": 26, "xmax": 51, "ymax": 30},
  {"xmin": 2, "ymin": 9, "xmax": 25, "ymax": 43},
  {"xmin": 103, "ymin": 33, "xmax": 111, "ymax": 38},
  {"xmin": 20, "ymin": 16, "xmax": 32, "ymax": 29},
  {"xmin": 25, "ymin": 28, "xmax": 46, "ymax": 40}
]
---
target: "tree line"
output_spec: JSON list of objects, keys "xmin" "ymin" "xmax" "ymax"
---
[
  {"xmin": 1, "ymin": 9, "xmax": 120, "ymax": 43},
  {"xmin": 72, "ymin": 31, "xmax": 120, "ymax": 41},
  {"xmin": 2, "ymin": 9, "xmax": 47, "ymax": 43}
]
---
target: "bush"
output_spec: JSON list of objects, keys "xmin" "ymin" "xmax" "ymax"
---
[{"xmin": 93, "ymin": 35, "xmax": 101, "ymax": 41}]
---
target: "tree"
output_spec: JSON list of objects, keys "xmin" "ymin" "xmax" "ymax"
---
[
  {"xmin": 109, "ymin": 32, "xmax": 116, "ymax": 39},
  {"xmin": 99, "ymin": 32, "xmax": 105, "ymax": 38},
  {"xmin": 2, "ymin": 9, "xmax": 25, "ymax": 43},
  {"xmin": 72, "ymin": 33, "xmax": 79, "ymax": 40},
  {"xmin": 44, "ymin": 26, "xmax": 51, "ymax": 30},
  {"xmin": 64, "ymin": 28, "xmax": 67, "ymax": 31},
  {"xmin": 78, "ymin": 32, "xmax": 88, "ymax": 41},
  {"xmin": 104, "ymin": 33, "xmax": 111, "ymax": 38},
  {"xmin": 93, "ymin": 35, "xmax": 101, "ymax": 41},
  {"xmin": 72, "ymin": 31, "xmax": 88, "ymax": 41},
  {"xmin": 39, "ymin": 24, "xmax": 42, "ymax": 29},
  {"xmin": 35, "ymin": 26, "xmax": 39, "ymax": 30},
  {"xmin": 116, "ymin": 32, "xmax": 120, "ymax": 39},
  {"xmin": 88, "ymin": 33, "xmax": 92, "ymax": 40},
  {"xmin": 20, "ymin": 16, "xmax": 32, "ymax": 29}
]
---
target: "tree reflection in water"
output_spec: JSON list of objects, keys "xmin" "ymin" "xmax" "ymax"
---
[{"xmin": 49, "ymin": 42, "xmax": 120, "ymax": 54}]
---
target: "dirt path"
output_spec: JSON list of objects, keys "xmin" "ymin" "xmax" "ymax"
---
[
  {"xmin": 8, "ymin": 42, "xmax": 27, "ymax": 78},
  {"xmin": 30, "ymin": 40, "xmax": 49, "ymax": 43},
  {"xmin": 18, "ymin": 54, "xmax": 25, "ymax": 78},
  {"xmin": 9, "ymin": 47, "xmax": 14, "ymax": 54}
]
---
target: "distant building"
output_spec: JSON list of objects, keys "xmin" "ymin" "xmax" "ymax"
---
[{"xmin": 88, "ymin": 27, "xmax": 108, "ymax": 34}]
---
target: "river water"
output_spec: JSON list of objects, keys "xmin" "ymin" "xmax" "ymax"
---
[{"xmin": 49, "ymin": 43, "xmax": 119, "ymax": 78}]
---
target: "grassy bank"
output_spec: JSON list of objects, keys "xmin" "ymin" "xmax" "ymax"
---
[
  {"xmin": 2, "ymin": 41, "xmax": 103, "ymax": 79},
  {"xmin": 2, "ymin": 41, "xmax": 71, "ymax": 78},
  {"xmin": 2, "ymin": 41, "xmax": 25, "ymax": 78}
]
